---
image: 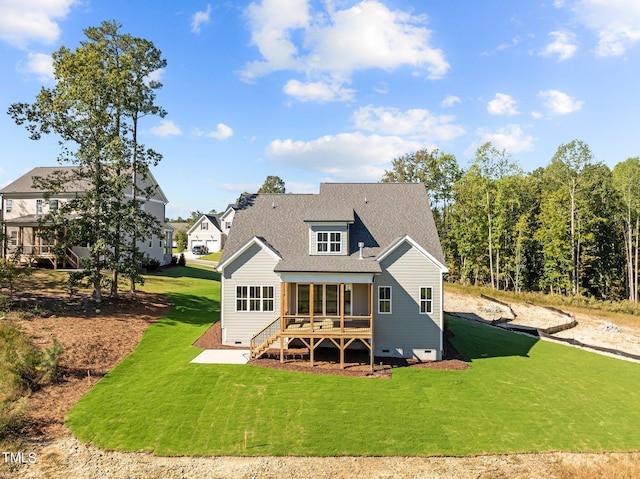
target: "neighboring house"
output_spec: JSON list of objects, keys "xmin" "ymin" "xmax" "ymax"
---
[
  {"xmin": 0, "ymin": 166, "xmax": 173, "ymax": 268},
  {"xmin": 216, "ymin": 183, "xmax": 448, "ymax": 369},
  {"xmin": 169, "ymin": 221, "xmax": 189, "ymax": 248},
  {"xmin": 187, "ymin": 214, "xmax": 225, "ymax": 253},
  {"xmin": 218, "ymin": 203, "xmax": 237, "ymax": 238}
]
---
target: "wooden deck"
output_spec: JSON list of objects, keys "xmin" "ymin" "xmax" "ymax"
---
[{"xmin": 251, "ymin": 315, "xmax": 373, "ymax": 370}]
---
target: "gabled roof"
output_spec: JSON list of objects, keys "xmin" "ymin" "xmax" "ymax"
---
[
  {"xmin": 0, "ymin": 166, "xmax": 169, "ymax": 204},
  {"xmin": 0, "ymin": 167, "xmax": 86, "ymax": 194},
  {"xmin": 186, "ymin": 213, "xmax": 223, "ymax": 235},
  {"xmin": 219, "ymin": 183, "xmax": 445, "ymax": 274}
]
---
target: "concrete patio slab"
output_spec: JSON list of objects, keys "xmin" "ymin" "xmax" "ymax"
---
[{"xmin": 191, "ymin": 349, "xmax": 250, "ymax": 364}]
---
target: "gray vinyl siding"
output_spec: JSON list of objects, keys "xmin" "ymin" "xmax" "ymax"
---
[
  {"xmin": 222, "ymin": 243, "xmax": 281, "ymax": 346},
  {"xmin": 308, "ymin": 224, "xmax": 348, "ymax": 255},
  {"xmin": 374, "ymin": 240, "xmax": 443, "ymax": 360}
]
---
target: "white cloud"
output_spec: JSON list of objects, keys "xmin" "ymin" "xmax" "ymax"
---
[
  {"xmin": 265, "ymin": 132, "xmax": 423, "ymax": 181},
  {"xmin": 194, "ymin": 123, "xmax": 234, "ymax": 140},
  {"xmin": 243, "ymin": 0, "xmax": 449, "ymax": 102},
  {"xmin": 565, "ymin": 0, "xmax": 640, "ymax": 56},
  {"xmin": 469, "ymin": 125, "xmax": 536, "ymax": 155},
  {"xmin": 487, "ymin": 93, "xmax": 519, "ymax": 116},
  {"xmin": 540, "ymin": 31, "xmax": 578, "ymax": 60},
  {"xmin": 26, "ymin": 52, "xmax": 54, "ymax": 81},
  {"xmin": 0, "ymin": 0, "xmax": 76, "ymax": 48},
  {"xmin": 352, "ymin": 105, "xmax": 465, "ymax": 141},
  {"xmin": 220, "ymin": 182, "xmax": 260, "ymax": 192},
  {"xmin": 146, "ymin": 68, "xmax": 164, "ymax": 84},
  {"xmin": 191, "ymin": 4, "xmax": 212, "ymax": 34},
  {"xmin": 283, "ymin": 79, "xmax": 354, "ymax": 102},
  {"xmin": 442, "ymin": 95, "xmax": 460, "ymax": 108},
  {"xmin": 539, "ymin": 89, "xmax": 584, "ymax": 114},
  {"xmin": 150, "ymin": 120, "xmax": 182, "ymax": 137}
]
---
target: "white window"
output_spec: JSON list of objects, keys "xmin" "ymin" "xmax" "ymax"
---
[
  {"xmin": 9, "ymin": 231, "xmax": 18, "ymax": 246},
  {"xmin": 5, "ymin": 199, "xmax": 12, "ymax": 213},
  {"xmin": 420, "ymin": 287, "xmax": 433, "ymax": 314},
  {"xmin": 236, "ymin": 286, "xmax": 274, "ymax": 312},
  {"xmin": 36, "ymin": 199, "xmax": 43, "ymax": 215},
  {"xmin": 49, "ymin": 199, "xmax": 59, "ymax": 210},
  {"xmin": 225, "ymin": 221, "xmax": 231, "ymax": 229},
  {"xmin": 378, "ymin": 286, "xmax": 392, "ymax": 314},
  {"xmin": 317, "ymin": 231, "xmax": 341, "ymax": 253},
  {"xmin": 201, "ymin": 222, "xmax": 208, "ymax": 230}
]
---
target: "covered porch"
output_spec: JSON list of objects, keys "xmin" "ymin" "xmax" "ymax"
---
[
  {"xmin": 250, "ymin": 278, "xmax": 375, "ymax": 370},
  {"xmin": 3, "ymin": 220, "xmax": 80, "ymax": 269}
]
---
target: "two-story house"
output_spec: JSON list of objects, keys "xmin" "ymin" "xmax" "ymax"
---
[
  {"xmin": 187, "ymin": 214, "xmax": 225, "ymax": 253},
  {"xmin": 0, "ymin": 166, "xmax": 173, "ymax": 268},
  {"xmin": 216, "ymin": 183, "xmax": 448, "ymax": 369}
]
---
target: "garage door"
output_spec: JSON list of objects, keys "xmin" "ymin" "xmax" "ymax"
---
[
  {"xmin": 191, "ymin": 239, "xmax": 203, "ymax": 248},
  {"xmin": 206, "ymin": 239, "xmax": 219, "ymax": 252}
]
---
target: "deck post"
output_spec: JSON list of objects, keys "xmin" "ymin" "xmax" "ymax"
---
[
  {"xmin": 340, "ymin": 337, "xmax": 344, "ymax": 369},
  {"xmin": 310, "ymin": 337, "xmax": 314, "ymax": 367},
  {"xmin": 280, "ymin": 335, "xmax": 284, "ymax": 364},
  {"xmin": 280, "ymin": 284, "xmax": 286, "ymax": 332},
  {"xmin": 309, "ymin": 283, "xmax": 314, "ymax": 333}
]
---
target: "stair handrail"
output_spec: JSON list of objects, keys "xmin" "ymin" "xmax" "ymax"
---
[{"xmin": 250, "ymin": 316, "xmax": 282, "ymax": 358}]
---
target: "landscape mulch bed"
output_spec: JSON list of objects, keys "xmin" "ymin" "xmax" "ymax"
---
[
  {"xmin": 193, "ymin": 321, "xmax": 468, "ymax": 377},
  {"xmin": 9, "ymin": 291, "xmax": 173, "ymax": 439}
]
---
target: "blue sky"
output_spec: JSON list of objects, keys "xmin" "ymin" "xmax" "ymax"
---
[{"xmin": 1, "ymin": 0, "xmax": 640, "ymax": 218}]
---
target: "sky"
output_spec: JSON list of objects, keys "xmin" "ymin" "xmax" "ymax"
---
[{"xmin": 1, "ymin": 0, "xmax": 640, "ymax": 219}]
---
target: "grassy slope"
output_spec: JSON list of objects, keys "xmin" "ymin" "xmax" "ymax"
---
[{"xmin": 66, "ymin": 266, "xmax": 640, "ymax": 456}]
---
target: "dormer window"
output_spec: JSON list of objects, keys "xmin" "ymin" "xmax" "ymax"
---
[{"xmin": 317, "ymin": 231, "xmax": 341, "ymax": 253}]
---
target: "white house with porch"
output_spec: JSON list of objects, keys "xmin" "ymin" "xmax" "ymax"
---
[{"xmin": 216, "ymin": 183, "xmax": 448, "ymax": 369}]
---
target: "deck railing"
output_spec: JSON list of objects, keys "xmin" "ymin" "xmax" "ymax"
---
[
  {"xmin": 282, "ymin": 314, "xmax": 372, "ymax": 333},
  {"xmin": 249, "ymin": 316, "xmax": 282, "ymax": 359}
]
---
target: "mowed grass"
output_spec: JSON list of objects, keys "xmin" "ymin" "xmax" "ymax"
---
[{"xmin": 66, "ymin": 266, "xmax": 640, "ymax": 456}]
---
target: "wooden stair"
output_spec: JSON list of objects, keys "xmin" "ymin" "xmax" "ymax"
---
[{"xmin": 250, "ymin": 316, "xmax": 282, "ymax": 360}]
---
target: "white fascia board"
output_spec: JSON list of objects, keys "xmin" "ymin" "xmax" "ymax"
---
[
  {"xmin": 278, "ymin": 272, "xmax": 375, "ymax": 284},
  {"xmin": 376, "ymin": 234, "xmax": 448, "ymax": 273},
  {"xmin": 216, "ymin": 236, "xmax": 281, "ymax": 273}
]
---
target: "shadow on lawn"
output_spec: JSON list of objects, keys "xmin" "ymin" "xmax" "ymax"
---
[
  {"xmin": 156, "ymin": 292, "xmax": 219, "ymax": 326},
  {"xmin": 446, "ymin": 315, "xmax": 538, "ymax": 362},
  {"xmin": 152, "ymin": 265, "xmax": 221, "ymax": 282}
]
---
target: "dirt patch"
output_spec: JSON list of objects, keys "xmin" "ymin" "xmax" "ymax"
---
[{"xmin": 9, "ymin": 291, "xmax": 173, "ymax": 439}]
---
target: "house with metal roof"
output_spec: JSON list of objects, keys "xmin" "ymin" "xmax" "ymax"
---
[
  {"xmin": 216, "ymin": 183, "xmax": 448, "ymax": 369},
  {"xmin": 0, "ymin": 166, "xmax": 173, "ymax": 268}
]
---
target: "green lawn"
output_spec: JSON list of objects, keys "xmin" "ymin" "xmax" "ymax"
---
[
  {"xmin": 66, "ymin": 266, "xmax": 640, "ymax": 456},
  {"xmin": 199, "ymin": 251, "xmax": 222, "ymax": 262}
]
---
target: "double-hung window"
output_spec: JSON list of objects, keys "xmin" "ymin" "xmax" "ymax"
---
[
  {"xmin": 236, "ymin": 286, "xmax": 275, "ymax": 312},
  {"xmin": 5, "ymin": 199, "xmax": 12, "ymax": 213},
  {"xmin": 317, "ymin": 231, "xmax": 341, "ymax": 253},
  {"xmin": 36, "ymin": 199, "xmax": 43, "ymax": 215},
  {"xmin": 49, "ymin": 199, "xmax": 59, "ymax": 210},
  {"xmin": 378, "ymin": 286, "xmax": 392, "ymax": 314},
  {"xmin": 201, "ymin": 222, "xmax": 208, "ymax": 230},
  {"xmin": 420, "ymin": 287, "xmax": 433, "ymax": 314}
]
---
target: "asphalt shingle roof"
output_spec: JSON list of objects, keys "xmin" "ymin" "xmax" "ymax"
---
[{"xmin": 219, "ymin": 183, "xmax": 445, "ymax": 274}]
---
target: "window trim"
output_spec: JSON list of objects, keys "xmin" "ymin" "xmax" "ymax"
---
[
  {"xmin": 378, "ymin": 286, "xmax": 392, "ymax": 314},
  {"xmin": 5, "ymin": 199, "xmax": 12, "ymax": 213},
  {"xmin": 36, "ymin": 199, "xmax": 43, "ymax": 215},
  {"xmin": 419, "ymin": 286, "xmax": 433, "ymax": 314},
  {"xmin": 201, "ymin": 221, "xmax": 208, "ymax": 230},
  {"xmin": 236, "ymin": 285, "xmax": 275, "ymax": 312}
]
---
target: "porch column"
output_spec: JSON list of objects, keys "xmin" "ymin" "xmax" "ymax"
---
[
  {"xmin": 370, "ymin": 282, "xmax": 374, "ymax": 371},
  {"xmin": 339, "ymin": 283, "xmax": 345, "ymax": 332},
  {"xmin": 280, "ymin": 283, "xmax": 286, "ymax": 333},
  {"xmin": 309, "ymin": 282, "xmax": 314, "ymax": 332}
]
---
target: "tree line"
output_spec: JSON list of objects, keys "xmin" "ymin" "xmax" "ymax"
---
[{"xmin": 382, "ymin": 141, "xmax": 640, "ymax": 303}]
